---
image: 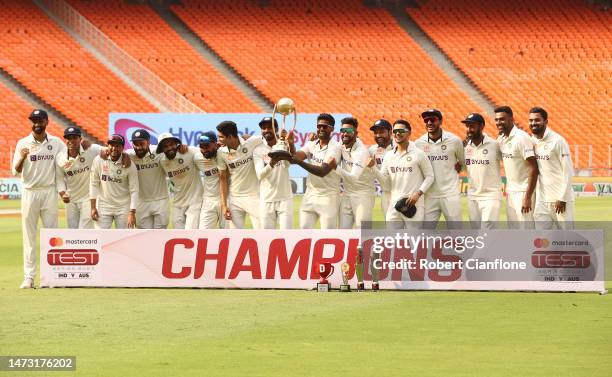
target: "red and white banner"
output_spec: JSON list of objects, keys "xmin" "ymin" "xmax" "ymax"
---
[{"xmin": 40, "ymin": 229, "xmax": 605, "ymax": 292}]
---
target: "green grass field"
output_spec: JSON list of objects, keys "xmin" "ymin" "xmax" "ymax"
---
[{"xmin": 1, "ymin": 197, "xmax": 611, "ymax": 376}]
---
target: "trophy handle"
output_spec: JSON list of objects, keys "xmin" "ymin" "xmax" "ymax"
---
[
  {"xmin": 329, "ymin": 265, "xmax": 335, "ymax": 277},
  {"xmin": 288, "ymin": 107, "xmax": 297, "ymax": 136},
  {"xmin": 271, "ymin": 103, "xmax": 279, "ymax": 144}
]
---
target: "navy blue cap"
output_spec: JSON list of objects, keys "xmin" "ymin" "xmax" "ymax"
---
[
  {"xmin": 258, "ymin": 116, "xmax": 279, "ymax": 128},
  {"xmin": 107, "ymin": 134, "xmax": 125, "ymax": 146},
  {"xmin": 421, "ymin": 108, "xmax": 443, "ymax": 120},
  {"xmin": 461, "ymin": 113, "xmax": 485, "ymax": 125},
  {"xmin": 63, "ymin": 127, "xmax": 81, "ymax": 138},
  {"xmin": 29, "ymin": 109, "xmax": 48, "ymax": 121},
  {"xmin": 370, "ymin": 119, "xmax": 392, "ymax": 131},
  {"xmin": 131, "ymin": 129, "xmax": 151, "ymax": 142},
  {"xmin": 199, "ymin": 131, "xmax": 217, "ymax": 145}
]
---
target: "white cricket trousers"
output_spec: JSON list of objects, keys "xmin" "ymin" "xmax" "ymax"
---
[
  {"xmin": 199, "ymin": 196, "xmax": 226, "ymax": 229},
  {"xmin": 468, "ymin": 198, "xmax": 501, "ymax": 229},
  {"xmin": 22, "ymin": 186, "xmax": 58, "ymax": 279},
  {"xmin": 506, "ymin": 191, "xmax": 535, "ymax": 229},
  {"xmin": 95, "ymin": 204, "xmax": 129, "ymax": 229},
  {"xmin": 424, "ymin": 194, "xmax": 462, "ymax": 229},
  {"xmin": 66, "ymin": 199, "xmax": 93, "ymax": 229},
  {"xmin": 339, "ymin": 194, "xmax": 374, "ymax": 229},
  {"xmin": 229, "ymin": 195, "xmax": 261, "ymax": 229},
  {"xmin": 173, "ymin": 201, "xmax": 202, "ymax": 230},
  {"xmin": 534, "ymin": 200, "xmax": 575, "ymax": 230},
  {"xmin": 381, "ymin": 191, "xmax": 391, "ymax": 219},
  {"xmin": 260, "ymin": 198, "xmax": 293, "ymax": 229},
  {"xmin": 299, "ymin": 192, "xmax": 339, "ymax": 229},
  {"xmin": 136, "ymin": 198, "xmax": 169, "ymax": 229}
]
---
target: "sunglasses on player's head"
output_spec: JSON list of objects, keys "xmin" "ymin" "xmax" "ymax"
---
[
  {"xmin": 340, "ymin": 127, "xmax": 355, "ymax": 134},
  {"xmin": 393, "ymin": 128, "xmax": 408, "ymax": 134},
  {"xmin": 316, "ymin": 123, "xmax": 332, "ymax": 129}
]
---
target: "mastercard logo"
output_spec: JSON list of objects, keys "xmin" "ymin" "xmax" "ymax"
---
[
  {"xmin": 533, "ymin": 238, "xmax": 550, "ymax": 248},
  {"xmin": 49, "ymin": 237, "xmax": 64, "ymax": 247}
]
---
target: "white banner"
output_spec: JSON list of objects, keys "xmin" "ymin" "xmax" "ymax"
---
[{"xmin": 40, "ymin": 229, "xmax": 605, "ymax": 292}]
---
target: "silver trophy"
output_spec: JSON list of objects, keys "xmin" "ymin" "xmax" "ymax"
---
[{"xmin": 271, "ymin": 97, "xmax": 296, "ymax": 152}]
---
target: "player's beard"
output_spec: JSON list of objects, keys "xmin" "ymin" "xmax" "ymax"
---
[
  {"xmin": 32, "ymin": 125, "xmax": 45, "ymax": 135},
  {"xmin": 203, "ymin": 150, "xmax": 217, "ymax": 159},
  {"xmin": 375, "ymin": 137, "xmax": 388, "ymax": 147},
  {"xmin": 341, "ymin": 134, "xmax": 354, "ymax": 145},
  {"xmin": 164, "ymin": 149, "xmax": 177, "ymax": 160},
  {"xmin": 135, "ymin": 148, "xmax": 148, "ymax": 158},
  {"xmin": 263, "ymin": 132, "xmax": 275, "ymax": 144}
]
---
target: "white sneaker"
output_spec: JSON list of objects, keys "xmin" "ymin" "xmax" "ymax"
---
[{"xmin": 19, "ymin": 278, "xmax": 34, "ymax": 289}]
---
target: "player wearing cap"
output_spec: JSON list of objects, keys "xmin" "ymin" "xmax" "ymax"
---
[
  {"xmin": 126, "ymin": 129, "xmax": 169, "ymax": 229},
  {"xmin": 13, "ymin": 109, "xmax": 66, "ymax": 288},
  {"xmin": 463, "ymin": 113, "xmax": 502, "ymax": 229},
  {"xmin": 495, "ymin": 106, "xmax": 538, "ymax": 228},
  {"xmin": 55, "ymin": 126, "xmax": 102, "ymax": 229},
  {"xmin": 281, "ymin": 113, "xmax": 341, "ymax": 229},
  {"xmin": 216, "ymin": 121, "xmax": 263, "ymax": 229},
  {"xmin": 371, "ymin": 120, "xmax": 434, "ymax": 229},
  {"xmin": 157, "ymin": 133, "xmax": 203, "ymax": 229},
  {"xmin": 368, "ymin": 119, "xmax": 394, "ymax": 215},
  {"xmin": 336, "ymin": 117, "xmax": 375, "ymax": 228},
  {"xmin": 90, "ymin": 134, "xmax": 139, "ymax": 229},
  {"xmin": 529, "ymin": 107, "xmax": 575, "ymax": 229},
  {"xmin": 195, "ymin": 132, "xmax": 225, "ymax": 229},
  {"xmin": 415, "ymin": 109, "xmax": 465, "ymax": 228},
  {"xmin": 253, "ymin": 117, "xmax": 295, "ymax": 229}
]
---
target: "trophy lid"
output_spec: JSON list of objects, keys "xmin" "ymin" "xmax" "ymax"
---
[{"xmin": 276, "ymin": 97, "xmax": 295, "ymax": 116}]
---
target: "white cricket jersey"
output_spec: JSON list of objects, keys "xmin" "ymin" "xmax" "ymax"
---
[
  {"xmin": 368, "ymin": 143, "xmax": 393, "ymax": 193},
  {"xmin": 160, "ymin": 146, "xmax": 204, "ymax": 208},
  {"xmin": 194, "ymin": 154, "xmax": 221, "ymax": 199},
  {"xmin": 338, "ymin": 139, "xmax": 375, "ymax": 196},
  {"xmin": 217, "ymin": 136, "xmax": 263, "ymax": 197},
  {"xmin": 90, "ymin": 156, "xmax": 139, "ymax": 210},
  {"xmin": 464, "ymin": 134, "xmax": 502, "ymax": 200},
  {"xmin": 127, "ymin": 148, "xmax": 168, "ymax": 202},
  {"xmin": 373, "ymin": 143, "xmax": 434, "ymax": 206},
  {"xmin": 12, "ymin": 133, "xmax": 66, "ymax": 190},
  {"xmin": 498, "ymin": 126, "xmax": 535, "ymax": 193},
  {"xmin": 56, "ymin": 144, "xmax": 102, "ymax": 202},
  {"xmin": 532, "ymin": 127, "xmax": 575, "ymax": 203},
  {"xmin": 300, "ymin": 139, "xmax": 342, "ymax": 196},
  {"xmin": 253, "ymin": 142, "xmax": 292, "ymax": 202},
  {"xmin": 415, "ymin": 130, "xmax": 464, "ymax": 198}
]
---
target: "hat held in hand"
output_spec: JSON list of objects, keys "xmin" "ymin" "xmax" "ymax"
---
[{"xmin": 394, "ymin": 198, "xmax": 417, "ymax": 218}]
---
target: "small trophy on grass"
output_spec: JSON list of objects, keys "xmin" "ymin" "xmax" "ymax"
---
[{"xmin": 340, "ymin": 263, "xmax": 351, "ymax": 292}]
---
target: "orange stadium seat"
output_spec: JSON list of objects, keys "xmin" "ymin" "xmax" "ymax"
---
[
  {"xmin": 0, "ymin": 82, "xmax": 64, "ymax": 175},
  {"xmin": 66, "ymin": 0, "xmax": 260, "ymax": 113},
  {"xmin": 171, "ymin": 0, "xmax": 484, "ymax": 145},
  {"xmin": 407, "ymin": 0, "xmax": 611, "ymax": 169},
  {"xmin": 0, "ymin": 0, "xmax": 156, "ymax": 142}
]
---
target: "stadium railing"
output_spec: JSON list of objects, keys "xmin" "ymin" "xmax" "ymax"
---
[{"xmin": 37, "ymin": 0, "xmax": 204, "ymax": 114}]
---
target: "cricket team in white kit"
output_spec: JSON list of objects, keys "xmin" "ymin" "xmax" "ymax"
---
[{"xmin": 13, "ymin": 106, "xmax": 576, "ymax": 288}]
